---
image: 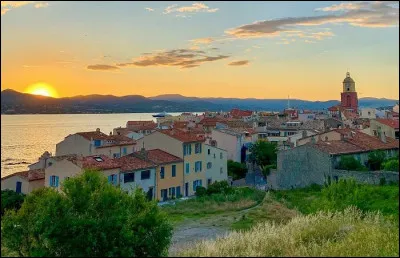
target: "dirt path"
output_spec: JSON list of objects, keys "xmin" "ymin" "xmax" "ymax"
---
[{"xmin": 168, "ymin": 198, "xmax": 266, "ymax": 256}]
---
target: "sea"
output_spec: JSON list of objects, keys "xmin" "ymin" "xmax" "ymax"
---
[{"xmin": 1, "ymin": 113, "xmax": 202, "ymax": 177}]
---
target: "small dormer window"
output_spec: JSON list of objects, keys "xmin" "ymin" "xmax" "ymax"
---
[{"xmin": 94, "ymin": 156, "xmax": 103, "ymax": 162}]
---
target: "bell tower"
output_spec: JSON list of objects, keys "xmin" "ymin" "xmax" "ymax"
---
[{"xmin": 340, "ymin": 72, "xmax": 358, "ymax": 112}]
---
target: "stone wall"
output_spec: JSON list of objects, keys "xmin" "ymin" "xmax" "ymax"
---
[{"xmin": 331, "ymin": 170, "xmax": 399, "ymax": 185}]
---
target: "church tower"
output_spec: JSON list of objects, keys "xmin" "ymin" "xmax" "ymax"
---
[{"xmin": 340, "ymin": 72, "xmax": 358, "ymax": 112}]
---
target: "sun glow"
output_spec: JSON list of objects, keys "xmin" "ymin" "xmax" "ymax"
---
[{"xmin": 24, "ymin": 83, "xmax": 58, "ymax": 98}]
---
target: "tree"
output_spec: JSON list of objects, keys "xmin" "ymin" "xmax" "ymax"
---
[
  {"xmin": 249, "ymin": 140, "xmax": 277, "ymax": 168},
  {"xmin": 338, "ymin": 155, "xmax": 368, "ymax": 171},
  {"xmin": 227, "ymin": 160, "xmax": 248, "ymax": 180},
  {"xmin": 368, "ymin": 150, "xmax": 386, "ymax": 170},
  {"xmin": 383, "ymin": 159, "xmax": 399, "ymax": 172},
  {"xmin": 1, "ymin": 169, "xmax": 173, "ymax": 257},
  {"xmin": 1, "ymin": 190, "xmax": 25, "ymax": 216}
]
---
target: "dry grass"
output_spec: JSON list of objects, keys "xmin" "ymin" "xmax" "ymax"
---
[{"xmin": 178, "ymin": 207, "xmax": 399, "ymax": 257}]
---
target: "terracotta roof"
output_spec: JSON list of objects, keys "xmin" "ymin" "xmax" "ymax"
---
[
  {"xmin": 159, "ymin": 129, "xmax": 205, "ymax": 143},
  {"xmin": 81, "ymin": 155, "xmax": 121, "ymax": 170},
  {"xmin": 231, "ymin": 108, "xmax": 253, "ymax": 118},
  {"xmin": 114, "ymin": 127, "xmax": 134, "ymax": 136},
  {"xmin": 134, "ymin": 149, "xmax": 183, "ymax": 164},
  {"xmin": 116, "ymin": 155, "xmax": 155, "ymax": 171},
  {"xmin": 76, "ymin": 131, "xmax": 110, "ymax": 140},
  {"xmin": 199, "ymin": 117, "xmax": 226, "ymax": 127},
  {"xmin": 311, "ymin": 129, "xmax": 399, "ymax": 154},
  {"xmin": 126, "ymin": 121, "xmax": 157, "ymax": 131},
  {"xmin": 328, "ymin": 105, "xmax": 341, "ymax": 112},
  {"xmin": 173, "ymin": 121, "xmax": 189, "ymax": 129},
  {"xmin": 95, "ymin": 142, "xmax": 135, "ymax": 148},
  {"xmin": 1, "ymin": 169, "xmax": 45, "ymax": 182},
  {"xmin": 376, "ymin": 119, "xmax": 399, "ymax": 129}
]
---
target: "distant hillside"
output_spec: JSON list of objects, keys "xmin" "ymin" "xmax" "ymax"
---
[{"xmin": 1, "ymin": 89, "xmax": 397, "ymax": 114}]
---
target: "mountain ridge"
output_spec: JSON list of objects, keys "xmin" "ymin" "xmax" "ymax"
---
[{"xmin": 1, "ymin": 89, "xmax": 397, "ymax": 114}]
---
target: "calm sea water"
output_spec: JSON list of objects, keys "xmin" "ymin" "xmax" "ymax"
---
[{"xmin": 1, "ymin": 113, "xmax": 201, "ymax": 177}]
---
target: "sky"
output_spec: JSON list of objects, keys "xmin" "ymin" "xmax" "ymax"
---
[{"xmin": 1, "ymin": 1, "xmax": 399, "ymax": 101}]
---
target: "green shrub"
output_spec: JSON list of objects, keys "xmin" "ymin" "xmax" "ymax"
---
[
  {"xmin": 1, "ymin": 170, "xmax": 173, "ymax": 257},
  {"xmin": 178, "ymin": 208, "xmax": 399, "ymax": 257},
  {"xmin": 383, "ymin": 159, "xmax": 399, "ymax": 172},
  {"xmin": 262, "ymin": 164, "xmax": 276, "ymax": 177},
  {"xmin": 195, "ymin": 186, "xmax": 207, "ymax": 197},
  {"xmin": 206, "ymin": 181, "xmax": 232, "ymax": 195},
  {"xmin": 1, "ymin": 190, "xmax": 25, "ymax": 216},
  {"xmin": 227, "ymin": 160, "xmax": 248, "ymax": 180},
  {"xmin": 249, "ymin": 140, "xmax": 277, "ymax": 167},
  {"xmin": 379, "ymin": 177, "xmax": 387, "ymax": 186},
  {"xmin": 338, "ymin": 155, "xmax": 368, "ymax": 171},
  {"xmin": 368, "ymin": 150, "xmax": 386, "ymax": 170}
]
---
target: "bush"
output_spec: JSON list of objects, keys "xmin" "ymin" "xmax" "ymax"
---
[
  {"xmin": 249, "ymin": 140, "xmax": 277, "ymax": 167},
  {"xmin": 1, "ymin": 170, "xmax": 173, "ymax": 257},
  {"xmin": 195, "ymin": 186, "xmax": 207, "ymax": 197},
  {"xmin": 227, "ymin": 160, "xmax": 248, "ymax": 180},
  {"xmin": 382, "ymin": 159, "xmax": 399, "ymax": 172},
  {"xmin": 368, "ymin": 150, "xmax": 386, "ymax": 170},
  {"xmin": 261, "ymin": 164, "xmax": 276, "ymax": 177},
  {"xmin": 1, "ymin": 190, "xmax": 25, "ymax": 216},
  {"xmin": 206, "ymin": 181, "xmax": 232, "ymax": 195},
  {"xmin": 178, "ymin": 208, "xmax": 399, "ymax": 257},
  {"xmin": 338, "ymin": 155, "xmax": 368, "ymax": 171}
]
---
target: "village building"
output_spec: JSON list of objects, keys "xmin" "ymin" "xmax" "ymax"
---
[{"xmin": 1, "ymin": 169, "xmax": 45, "ymax": 194}]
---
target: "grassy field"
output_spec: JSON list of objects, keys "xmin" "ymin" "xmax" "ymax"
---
[
  {"xmin": 162, "ymin": 187, "xmax": 265, "ymax": 224},
  {"xmin": 178, "ymin": 207, "xmax": 399, "ymax": 257}
]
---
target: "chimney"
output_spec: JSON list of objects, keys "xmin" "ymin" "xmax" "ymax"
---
[
  {"xmin": 96, "ymin": 128, "xmax": 100, "ymax": 132},
  {"xmin": 140, "ymin": 142, "xmax": 148, "ymax": 160}
]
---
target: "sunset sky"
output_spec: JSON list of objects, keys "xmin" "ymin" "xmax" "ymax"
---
[{"xmin": 1, "ymin": 1, "xmax": 399, "ymax": 100}]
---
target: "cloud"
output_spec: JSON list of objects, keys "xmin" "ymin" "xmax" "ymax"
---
[
  {"xmin": 145, "ymin": 7, "xmax": 154, "ymax": 12},
  {"xmin": 164, "ymin": 2, "xmax": 218, "ymax": 14},
  {"xmin": 304, "ymin": 40, "xmax": 316, "ymax": 44},
  {"xmin": 116, "ymin": 49, "xmax": 229, "ymax": 69},
  {"xmin": 228, "ymin": 60, "xmax": 249, "ymax": 66},
  {"xmin": 190, "ymin": 37, "xmax": 214, "ymax": 44},
  {"xmin": 225, "ymin": 1, "xmax": 398, "ymax": 39},
  {"xmin": 1, "ymin": 1, "xmax": 48, "ymax": 15},
  {"xmin": 87, "ymin": 64, "xmax": 120, "ymax": 71}
]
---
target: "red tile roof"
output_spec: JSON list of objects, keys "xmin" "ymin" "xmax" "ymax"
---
[
  {"xmin": 173, "ymin": 121, "xmax": 189, "ymax": 129},
  {"xmin": 126, "ymin": 121, "xmax": 157, "ymax": 131},
  {"xmin": 1, "ymin": 169, "xmax": 45, "ymax": 182},
  {"xmin": 76, "ymin": 131, "xmax": 110, "ymax": 140},
  {"xmin": 81, "ymin": 155, "xmax": 121, "ymax": 170},
  {"xmin": 231, "ymin": 108, "xmax": 253, "ymax": 118},
  {"xmin": 159, "ymin": 129, "xmax": 205, "ymax": 143},
  {"xmin": 134, "ymin": 149, "xmax": 183, "ymax": 164},
  {"xmin": 328, "ymin": 106, "xmax": 340, "ymax": 112},
  {"xmin": 199, "ymin": 117, "xmax": 226, "ymax": 127},
  {"xmin": 376, "ymin": 119, "xmax": 399, "ymax": 129},
  {"xmin": 116, "ymin": 155, "xmax": 155, "ymax": 171},
  {"xmin": 312, "ymin": 129, "xmax": 399, "ymax": 154}
]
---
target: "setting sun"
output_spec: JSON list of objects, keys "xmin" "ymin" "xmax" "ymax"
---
[{"xmin": 24, "ymin": 83, "xmax": 58, "ymax": 98}]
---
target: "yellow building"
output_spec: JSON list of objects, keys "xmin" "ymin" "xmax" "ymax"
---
[
  {"xmin": 133, "ymin": 148, "xmax": 184, "ymax": 201},
  {"xmin": 136, "ymin": 129, "xmax": 206, "ymax": 197}
]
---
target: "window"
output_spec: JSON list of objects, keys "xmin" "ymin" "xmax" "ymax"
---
[
  {"xmin": 207, "ymin": 178, "xmax": 212, "ymax": 186},
  {"xmin": 193, "ymin": 180, "xmax": 202, "ymax": 191},
  {"xmin": 172, "ymin": 165, "xmax": 176, "ymax": 177},
  {"xmin": 48, "ymin": 162, "xmax": 53, "ymax": 167},
  {"xmin": 94, "ymin": 156, "xmax": 103, "ymax": 162},
  {"xmin": 176, "ymin": 186, "xmax": 181, "ymax": 197},
  {"xmin": 16, "ymin": 181, "xmax": 22, "ymax": 193},
  {"xmin": 195, "ymin": 143, "xmax": 202, "ymax": 154},
  {"xmin": 161, "ymin": 189, "xmax": 168, "ymax": 201},
  {"xmin": 207, "ymin": 162, "xmax": 212, "ymax": 169},
  {"xmin": 108, "ymin": 174, "xmax": 118, "ymax": 185},
  {"xmin": 94, "ymin": 140, "xmax": 101, "ymax": 147},
  {"xmin": 208, "ymin": 149, "xmax": 211, "ymax": 155},
  {"xmin": 220, "ymin": 167, "xmax": 223, "ymax": 174},
  {"xmin": 169, "ymin": 187, "xmax": 173, "ymax": 196},
  {"xmin": 185, "ymin": 163, "xmax": 190, "ymax": 174},
  {"xmin": 49, "ymin": 175, "xmax": 59, "ymax": 187},
  {"xmin": 171, "ymin": 187, "xmax": 176, "ymax": 197},
  {"xmin": 124, "ymin": 172, "xmax": 135, "ymax": 183},
  {"xmin": 160, "ymin": 167, "xmax": 165, "ymax": 179},
  {"xmin": 214, "ymin": 153, "xmax": 216, "ymax": 159},
  {"xmin": 141, "ymin": 170, "xmax": 150, "ymax": 180},
  {"xmin": 113, "ymin": 153, "xmax": 120, "ymax": 159},
  {"xmin": 123, "ymin": 147, "xmax": 127, "ymax": 155},
  {"xmin": 220, "ymin": 152, "xmax": 223, "ymax": 159},
  {"xmin": 195, "ymin": 161, "xmax": 202, "ymax": 172}
]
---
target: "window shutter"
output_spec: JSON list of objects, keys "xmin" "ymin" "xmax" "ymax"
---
[
  {"xmin": 55, "ymin": 176, "xmax": 59, "ymax": 187},
  {"xmin": 113, "ymin": 175, "xmax": 117, "ymax": 185},
  {"xmin": 108, "ymin": 175, "xmax": 112, "ymax": 182},
  {"xmin": 49, "ymin": 176, "xmax": 52, "ymax": 186}
]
